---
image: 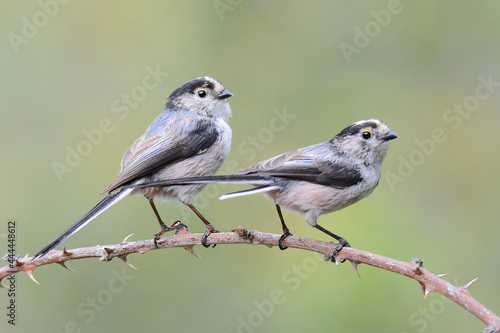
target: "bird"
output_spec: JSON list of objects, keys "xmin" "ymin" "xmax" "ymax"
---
[
  {"xmin": 33, "ymin": 76, "xmax": 233, "ymax": 259},
  {"xmin": 127, "ymin": 119, "xmax": 397, "ymax": 261}
]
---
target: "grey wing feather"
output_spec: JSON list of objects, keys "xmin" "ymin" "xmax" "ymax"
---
[
  {"xmin": 235, "ymin": 143, "xmax": 362, "ymax": 188},
  {"xmin": 235, "ymin": 147, "xmax": 309, "ymax": 175},
  {"xmin": 100, "ymin": 120, "xmax": 218, "ymax": 194}
]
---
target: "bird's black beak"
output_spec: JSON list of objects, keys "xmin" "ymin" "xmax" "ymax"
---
[
  {"xmin": 380, "ymin": 131, "xmax": 398, "ymax": 141},
  {"xmin": 217, "ymin": 90, "xmax": 233, "ymax": 100}
]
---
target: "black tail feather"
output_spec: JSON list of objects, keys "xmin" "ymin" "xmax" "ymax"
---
[
  {"xmin": 32, "ymin": 189, "xmax": 130, "ymax": 259},
  {"xmin": 127, "ymin": 175, "xmax": 272, "ymax": 189}
]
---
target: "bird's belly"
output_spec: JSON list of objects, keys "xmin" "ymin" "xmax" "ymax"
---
[{"xmin": 270, "ymin": 181, "xmax": 374, "ymax": 215}]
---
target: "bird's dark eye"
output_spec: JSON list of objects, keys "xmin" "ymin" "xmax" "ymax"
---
[
  {"xmin": 198, "ymin": 89, "xmax": 207, "ymax": 98},
  {"xmin": 362, "ymin": 130, "xmax": 372, "ymax": 139}
]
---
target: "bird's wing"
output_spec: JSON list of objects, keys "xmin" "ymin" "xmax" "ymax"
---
[
  {"xmin": 236, "ymin": 144, "xmax": 362, "ymax": 188},
  {"xmin": 100, "ymin": 119, "xmax": 218, "ymax": 194},
  {"xmin": 235, "ymin": 147, "xmax": 309, "ymax": 174}
]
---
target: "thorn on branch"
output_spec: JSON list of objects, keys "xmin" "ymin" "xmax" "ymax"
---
[
  {"xmin": 121, "ymin": 233, "xmax": 134, "ymax": 244},
  {"xmin": 25, "ymin": 267, "xmax": 40, "ymax": 285},
  {"xmin": 118, "ymin": 255, "xmax": 137, "ymax": 269},
  {"xmin": 14, "ymin": 257, "xmax": 24, "ymax": 267},
  {"xmin": 424, "ymin": 287, "xmax": 431, "ymax": 298},
  {"xmin": 419, "ymin": 281, "xmax": 431, "ymax": 299},
  {"xmin": 57, "ymin": 262, "xmax": 75, "ymax": 272},
  {"xmin": 350, "ymin": 260, "xmax": 361, "ymax": 278},
  {"xmin": 176, "ymin": 229, "xmax": 191, "ymax": 237},
  {"xmin": 62, "ymin": 246, "xmax": 72, "ymax": 257},
  {"xmin": 462, "ymin": 278, "xmax": 479, "ymax": 291},
  {"xmin": 231, "ymin": 226, "xmax": 254, "ymax": 241},
  {"xmin": 412, "ymin": 258, "xmax": 424, "ymax": 274},
  {"xmin": 182, "ymin": 245, "xmax": 201, "ymax": 258},
  {"xmin": 100, "ymin": 247, "xmax": 115, "ymax": 262}
]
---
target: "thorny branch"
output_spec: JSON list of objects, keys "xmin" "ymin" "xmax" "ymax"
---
[{"xmin": 1, "ymin": 228, "xmax": 499, "ymax": 333}]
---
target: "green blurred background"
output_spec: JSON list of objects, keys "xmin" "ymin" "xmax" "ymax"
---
[{"xmin": 1, "ymin": 1, "xmax": 499, "ymax": 332}]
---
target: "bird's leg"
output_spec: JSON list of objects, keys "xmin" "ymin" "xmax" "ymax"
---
[
  {"xmin": 314, "ymin": 224, "xmax": 350, "ymax": 263},
  {"xmin": 276, "ymin": 204, "xmax": 293, "ymax": 250},
  {"xmin": 148, "ymin": 199, "xmax": 187, "ymax": 248},
  {"xmin": 185, "ymin": 203, "xmax": 219, "ymax": 248}
]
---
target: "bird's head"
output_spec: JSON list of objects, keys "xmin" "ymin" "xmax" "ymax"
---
[
  {"xmin": 333, "ymin": 119, "xmax": 398, "ymax": 166},
  {"xmin": 166, "ymin": 76, "xmax": 233, "ymax": 120}
]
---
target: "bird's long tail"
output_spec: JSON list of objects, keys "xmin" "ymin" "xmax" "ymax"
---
[
  {"xmin": 33, "ymin": 188, "xmax": 132, "ymax": 259},
  {"xmin": 218, "ymin": 186, "xmax": 279, "ymax": 200},
  {"xmin": 127, "ymin": 175, "xmax": 271, "ymax": 187},
  {"xmin": 127, "ymin": 175, "xmax": 279, "ymax": 200}
]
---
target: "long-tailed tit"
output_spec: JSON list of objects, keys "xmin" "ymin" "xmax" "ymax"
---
[{"xmin": 34, "ymin": 77, "xmax": 233, "ymax": 259}]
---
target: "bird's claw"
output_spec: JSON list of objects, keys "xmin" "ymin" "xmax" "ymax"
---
[
  {"xmin": 278, "ymin": 231, "xmax": 293, "ymax": 250},
  {"xmin": 153, "ymin": 220, "xmax": 188, "ymax": 248},
  {"xmin": 329, "ymin": 238, "xmax": 350, "ymax": 263},
  {"xmin": 201, "ymin": 227, "xmax": 219, "ymax": 248}
]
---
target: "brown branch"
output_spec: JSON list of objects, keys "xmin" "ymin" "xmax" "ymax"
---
[{"xmin": 1, "ymin": 228, "xmax": 499, "ymax": 332}]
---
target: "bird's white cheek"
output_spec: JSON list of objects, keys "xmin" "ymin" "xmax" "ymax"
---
[
  {"xmin": 179, "ymin": 97, "xmax": 201, "ymax": 111},
  {"xmin": 213, "ymin": 101, "xmax": 232, "ymax": 120}
]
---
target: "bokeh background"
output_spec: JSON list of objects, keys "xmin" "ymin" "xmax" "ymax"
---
[{"xmin": 1, "ymin": 1, "xmax": 499, "ymax": 332}]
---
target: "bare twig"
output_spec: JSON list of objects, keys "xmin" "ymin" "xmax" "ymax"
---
[{"xmin": 1, "ymin": 228, "xmax": 499, "ymax": 332}]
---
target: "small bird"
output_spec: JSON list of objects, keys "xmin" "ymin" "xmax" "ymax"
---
[
  {"xmin": 128, "ymin": 119, "xmax": 397, "ymax": 261},
  {"xmin": 33, "ymin": 76, "xmax": 233, "ymax": 259}
]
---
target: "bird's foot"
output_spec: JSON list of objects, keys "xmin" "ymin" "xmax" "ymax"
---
[
  {"xmin": 278, "ymin": 231, "xmax": 293, "ymax": 250},
  {"xmin": 201, "ymin": 226, "xmax": 219, "ymax": 248},
  {"xmin": 153, "ymin": 220, "xmax": 188, "ymax": 248},
  {"xmin": 328, "ymin": 238, "xmax": 350, "ymax": 263}
]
